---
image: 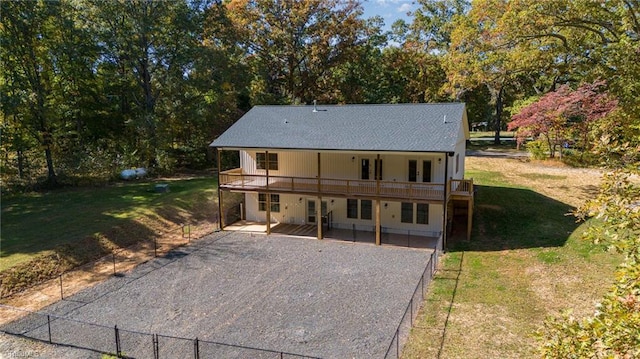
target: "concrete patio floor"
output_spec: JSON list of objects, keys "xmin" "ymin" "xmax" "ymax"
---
[{"xmin": 224, "ymin": 220, "xmax": 440, "ymax": 249}]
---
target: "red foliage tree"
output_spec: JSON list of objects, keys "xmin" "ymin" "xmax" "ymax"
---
[{"xmin": 509, "ymin": 81, "xmax": 618, "ymax": 159}]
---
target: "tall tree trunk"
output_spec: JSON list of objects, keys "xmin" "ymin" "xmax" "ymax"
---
[
  {"xmin": 35, "ymin": 79, "xmax": 57, "ymax": 186},
  {"xmin": 44, "ymin": 146, "xmax": 57, "ymax": 185},
  {"xmin": 17, "ymin": 149, "xmax": 24, "ymax": 179},
  {"xmin": 494, "ymin": 86, "xmax": 504, "ymax": 145}
]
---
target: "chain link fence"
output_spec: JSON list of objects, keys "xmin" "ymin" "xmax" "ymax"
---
[
  {"xmin": 0, "ymin": 305, "xmax": 320, "ymax": 359},
  {"xmin": 383, "ymin": 234, "xmax": 442, "ymax": 359}
]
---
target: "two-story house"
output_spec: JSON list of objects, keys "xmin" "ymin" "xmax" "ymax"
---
[{"xmin": 210, "ymin": 103, "xmax": 474, "ymax": 249}]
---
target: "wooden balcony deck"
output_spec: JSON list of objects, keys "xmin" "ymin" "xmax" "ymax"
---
[{"xmin": 219, "ymin": 169, "xmax": 473, "ymax": 203}]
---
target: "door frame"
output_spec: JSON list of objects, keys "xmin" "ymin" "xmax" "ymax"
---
[{"xmin": 306, "ymin": 199, "xmax": 327, "ymax": 224}]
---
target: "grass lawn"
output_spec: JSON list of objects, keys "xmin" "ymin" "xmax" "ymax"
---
[
  {"xmin": 468, "ymin": 131, "xmax": 515, "ymax": 139},
  {"xmin": 402, "ymin": 158, "xmax": 621, "ymax": 358},
  {"xmin": 0, "ymin": 177, "xmax": 217, "ymax": 272},
  {"xmin": 466, "ymin": 139, "xmax": 520, "ymax": 153}
]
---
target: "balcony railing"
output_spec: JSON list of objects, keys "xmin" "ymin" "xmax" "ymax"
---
[
  {"xmin": 219, "ymin": 169, "xmax": 473, "ymax": 202},
  {"xmin": 450, "ymin": 178, "xmax": 474, "ymax": 198}
]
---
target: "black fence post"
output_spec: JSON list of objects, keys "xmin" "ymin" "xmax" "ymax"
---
[
  {"xmin": 407, "ymin": 230, "xmax": 411, "ymax": 248},
  {"xmin": 432, "ymin": 252, "xmax": 436, "ymax": 276},
  {"xmin": 188, "ymin": 224, "xmax": 191, "ymax": 242},
  {"xmin": 352, "ymin": 223, "xmax": 356, "ymax": 242},
  {"xmin": 112, "ymin": 251, "xmax": 117, "ymax": 275},
  {"xmin": 114, "ymin": 325, "xmax": 121, "ymax": 357},
  {"xmin": 47, "ymin": 315, "xmax": 52, "ymax": 344},
  {"xmin": 194, "ymin": 337, "xmax": 199, "ymax": 359},
  {"xmin": 410, "ymin": 298, "xmax": 413, "ymax": 326},
  {"xmin": 154, "ymin": 237, "xmax": 158, "ymax": 257},
  {"xmin": 396, "ymin": 328, "xmax": 400, "ymax": 359},
  {"xmin": 153, "ymin": 334, "xmax": 159, "ymax": 359},
  {"xmin": 59, "ymin": 274, "xmax": 63, "ymax": 299}
]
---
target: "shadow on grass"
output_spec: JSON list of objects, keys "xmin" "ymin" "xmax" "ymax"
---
[
  {"xmin": 0, "ymin": 177, "xmax": 220, "ymax": 297},
  {"xmin": 449, "ymin": 184, "xmax": 579, "ymax": 252}
]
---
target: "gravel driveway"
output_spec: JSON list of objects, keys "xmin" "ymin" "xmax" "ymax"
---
[{"xmin": 2, "ymin": 232, "xmax": 432, "ymax": 358}]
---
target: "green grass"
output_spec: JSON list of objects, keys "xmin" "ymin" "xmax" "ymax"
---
[
  {"xmin": 466, "ymin": 140, "xmax": 520, "ymax": 152},
  {"xmin": 0, "ymin": 177, "xmax": 217, "ymax": 271},
  {"xmin": 519, "ymin": 173, "xmax": 567, "ymax": 181},
  {"xmin": 468, "ymin": 131, "xmax": 515, "ymax": 139},
  {"xmin": 402, "ymin": 168, "xmax": 620, "ymax": 358}
]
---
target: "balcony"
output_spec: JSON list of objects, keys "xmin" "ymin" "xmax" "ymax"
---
[{"xmin": 219, "ymin": 169, "xmax": 473, "ymax": 203}]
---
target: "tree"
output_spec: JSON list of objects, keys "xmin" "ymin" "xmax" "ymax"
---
[
  {"xmin": 442, "ymin": 1, "xmax": 509, "ymax": 143},
  {"xmin": 1, "ymin": 0, "xmax": 100, "ymax": 186},
  {"xmin": 440, "ymin": 0, "xmax": 588, "ymax": 144},
  {"xmin": 410, "ymin": 0, "xmax": 469, "ymax": 51},
  {"xmin": 85, "ymin": 0, "xmax": 217, "ymax": 170},
  {"xmin": 508, "ymin": 81, "xmax": 618, "ymax": 159},
  {"xmin": 222, "ymin": 0, "xmax": 369, "ymax": 104},
  {"xmin": 2, "ymin": 1, "xmax": 60, "ymax": 185},
  {"xmin": 501, "ymin": 0, "xmax": 640, "ymax": 166}
]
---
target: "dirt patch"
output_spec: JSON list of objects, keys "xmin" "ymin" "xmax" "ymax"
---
[{"xmin": 467, "ymin": 156, "xmax": 603, "ymax": 207}]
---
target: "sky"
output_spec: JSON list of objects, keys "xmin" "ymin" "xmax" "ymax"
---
[{"xmin": 361, "ymin": 0, "xmax": 418, "ymax": 31}]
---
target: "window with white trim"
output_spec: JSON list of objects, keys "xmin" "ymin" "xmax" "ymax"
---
[
  {"xmin": 256, "ymin": 152, "xmax": 278, "ymax": 170},
  {"xmin": 258, "ymin": 193, "xmax": 280, "ymax": 212}
]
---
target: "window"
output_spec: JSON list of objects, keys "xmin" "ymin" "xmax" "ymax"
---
[
  {"xmin": 258, "ymin": 193, "xmax": 280, "ymax": 212},
  {"xmin": 455, "ymin": 154, "xmax": 460, "ymax": 174},
  {"xmin": 347, "ymin": 199, "xmax": 358, "ymax": 219},
  {"xmin": 270, "ymin": 194, "xmax": 280, "ymax": 212},
  {"xmin": 347, "ymin": 199, "xmax": 372, "ymax": 220},
  {"xmin": 416, "ymin": 203, "xmax": 429, "ymax": 224},
  {"xmin": 256, "ymin": 152, "xmax": 278, "ymax": 170},
  {"xmin": 361, "ymin": 200, "xmax": 372, "ymax": 220},
  {"xmin": 401, "ymin": 202, "xmax": 413, "ymax": 223}
]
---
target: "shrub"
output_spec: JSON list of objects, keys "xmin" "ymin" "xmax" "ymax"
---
[{"xmin": 525, "ymin": 139, "xmax": 549, "ymax": 160}]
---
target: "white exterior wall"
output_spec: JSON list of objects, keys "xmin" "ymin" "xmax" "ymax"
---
[
  {"xmin": 452, "ymin": 122, "xmax": 467, "ymax": 179},
  {"xmin": 239, "ymin": 149, "xmax": 450, "ymax": 234},
  {"xmin": 240, "ymin": 150, "xmax": 448, "ymax": 182},
  {"xmin": 245, "ymin": 192, "xmax": 307, "ymax": 224},
  {"xmin": 244, "ymin": 193, "xmax": 444, "ymax": 235}
]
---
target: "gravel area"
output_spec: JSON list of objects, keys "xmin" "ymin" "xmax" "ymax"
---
[{"xmin": 2, "ymin": 232, "xmax": 432, "ymax": 358}]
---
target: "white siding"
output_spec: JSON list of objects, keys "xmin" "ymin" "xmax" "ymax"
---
[
  {"xmin": 245, "ymin": 193, "xmax": 307, "ymax": 224},
  {"xmin": 239, "ymin": 150, "xmax": 256, "ymax": 173},
  {"xmin": 245, "ymin": 193, "xmax": 443, "ymax": 234},
  {"xmin": 453, "ymin": 123, "xmax": 467, "ymax": 179},
  {"xmin": 239, "ymin": 150, "xmax": 456, "ymax": 234},
  {"xmin": 241, "ymin": 150, "xmax": 447, "ymax": 183}
]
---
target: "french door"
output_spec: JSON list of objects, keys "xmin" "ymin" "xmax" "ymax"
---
[
  {"xmin": 408, "ymin": 160, "xmax": 432, "ymax": 183},
  {"xmin": 361, "ymin": 158, "xmax": 382, "ymax": 180},
  {"xmin": 307, "ymin": 199, "xmax": 327, "ymax": 224}
]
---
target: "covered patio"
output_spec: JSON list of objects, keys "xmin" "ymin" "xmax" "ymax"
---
[{"xmin": 224, "ymin": 220, "xmax": 440, "ymax": 250}]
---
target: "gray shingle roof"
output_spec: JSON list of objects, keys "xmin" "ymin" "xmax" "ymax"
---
[{"xmin": 210, "ymin": 103, "xmax": 468, "ymax": 153}]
